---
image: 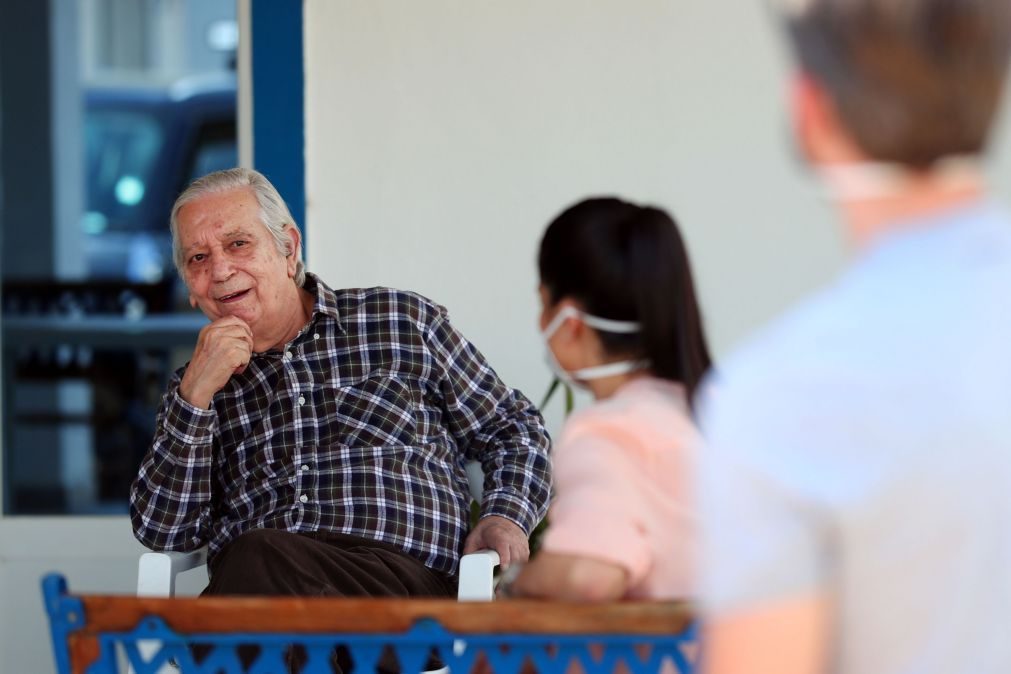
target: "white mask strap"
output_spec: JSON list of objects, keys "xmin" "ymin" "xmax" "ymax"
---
[
  {"xmin": 541, "ymin": 306, "xmax": 649, "ymax": 386},
  {"xmin": 543, "ymin": 305, "xmax": 640, "ymax": 339},
  {"xmin": 570, "ymin": 359, "xmax": 649, "ymax": 380}
]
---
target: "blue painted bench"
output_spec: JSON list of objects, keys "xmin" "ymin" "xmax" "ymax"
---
[{"xmin": 43, "ymin": 574, "xmax": 697, "ymax": 674}]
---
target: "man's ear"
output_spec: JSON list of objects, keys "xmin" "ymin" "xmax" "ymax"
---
[
  {"xmin": 790, "ymin": 72, "xmax": 823, "ymax": 165},
  {"xmin": 283, "ymin": 225, "xmax": 302, "ymax": 278},
  {"xmin": 189, "ymin": 293, "xmax": 198, "ymax": 309},
  {"xmin": 790, "ymin": 71, "xmax": 863, "ymax": 165}
]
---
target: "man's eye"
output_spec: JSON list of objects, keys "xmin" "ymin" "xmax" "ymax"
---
[
  {"xmin": 232, "ymin": 240, "xmax": 248, "ymax": 248},
  {"xmin": 190, "ymin": 254, "xmax": 206, "ymax": 264}
]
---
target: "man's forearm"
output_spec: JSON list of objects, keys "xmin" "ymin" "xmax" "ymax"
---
[
  {"xmin": 470, "ymin": 386, "xmax": 552, "ymax": 528},
  {"xmin": 479, "ymin": 483, "xmax": 544, "ymax": 535},
  {"xmin": 131, "ymin": 392, "xmax": 217, "ymax": 550},
  {"xmin": 426, "ymin": 308, "xmax": 553, "ymax": 529},
  {"xmin": 477, "ymin": 414, "xmax": 552, "ymax": 533},
  {"xmin": 131, "ymin": 441, "xmax": 214, "ymax": 550}
]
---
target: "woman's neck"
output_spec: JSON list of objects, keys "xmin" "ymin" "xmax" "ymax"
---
[{"xmin": 586, "ymin": 370, "xmax": 649, "ymax": 401}]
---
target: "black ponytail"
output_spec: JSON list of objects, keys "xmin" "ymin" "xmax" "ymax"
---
[{"xmin": 538, "ymin": 197, "xmax": 713, "ymax": 403}]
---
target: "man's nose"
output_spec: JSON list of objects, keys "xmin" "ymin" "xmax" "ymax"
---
[{"xmin": 209, "ymin": 253, "xmax": 234, "ymax": 281}]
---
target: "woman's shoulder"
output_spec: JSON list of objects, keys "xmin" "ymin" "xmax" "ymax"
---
[{"xmin": 562, "ymin": 377, "xmax": 697, "ymax": 447}]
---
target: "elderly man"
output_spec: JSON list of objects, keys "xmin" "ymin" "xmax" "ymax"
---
[
  {"xmin": 699, "ymin": 2, "xmax": 1011, "ymax": 674},
  {"xmin": 131, "ymin": 168, "xmax": 551, "ymax": 600}
]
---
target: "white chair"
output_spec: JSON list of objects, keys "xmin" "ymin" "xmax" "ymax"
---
[
  {"xmin": 132, "ymin": 464, "xmax": 501, "ymax": 673},
  {"xmin": 137, "ymin": 547, "xmax": 501, "ymax": 600},
  {"xmin": 132, "ymin": 547, "xmax": 499, "ymax": 674},
  {"xmin": 138, "ymin": 462, "xmax": 501, "ymax": 601}
]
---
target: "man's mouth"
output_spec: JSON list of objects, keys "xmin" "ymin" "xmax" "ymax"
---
[{"xmin": 217, "ymin": 289, "xmax": 251, "ymax": 303}]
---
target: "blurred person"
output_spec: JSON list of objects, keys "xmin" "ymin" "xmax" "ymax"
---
[
  {"xmin": 503, "ymin": 197, "xmax": 711, "ymax": 600},
  {"xmin": 130, "ymin": 168, "xmax": 551, "ymax": 603},
  {"xmin": 699, "ymin": 2, "xmax": 1011, "ymax": 673}
]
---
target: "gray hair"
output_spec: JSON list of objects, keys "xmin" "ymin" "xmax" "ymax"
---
[
  {"xmin": 169, "ymin": 168, "xmax": 307, "ymax": 287},
  {"xmin": 772, "ymin": 0, "xmax": 1011, "ymax": 167}
]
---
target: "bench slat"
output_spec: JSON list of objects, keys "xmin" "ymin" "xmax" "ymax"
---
[{"xmin": 78, "ymin": 595, "xmax": 694, "ymax": 636}]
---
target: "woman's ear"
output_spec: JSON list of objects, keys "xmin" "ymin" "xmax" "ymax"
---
[{"xmin": 548, "ymin": 299, "xmax": 587, "ymax": 342}]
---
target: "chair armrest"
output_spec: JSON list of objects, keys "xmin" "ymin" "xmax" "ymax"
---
[
  {"xmin": 138, "ymin": 546, "xmax": 498, "ymax": 599},
  {"xmin": 457, "ymin": 549, "xmax": 500, "ymax": 601},
  {"xmin": 137, "ymin": 549, "xmax": 208, "ymax": 597}
]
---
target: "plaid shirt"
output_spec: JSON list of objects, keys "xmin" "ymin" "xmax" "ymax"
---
[{"xmin": 130, "ymin": 274, "xmax": 551, "ymax": 575}]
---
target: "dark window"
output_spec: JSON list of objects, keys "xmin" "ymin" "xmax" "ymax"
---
[{"xmin": 1, "ymin": 0, "xmax": 236, "ymax": 515}]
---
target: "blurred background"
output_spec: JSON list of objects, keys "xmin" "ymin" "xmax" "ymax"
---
[{"xmin": 2, "ymin": 1, "xmax": 1010, "ymax": 671}]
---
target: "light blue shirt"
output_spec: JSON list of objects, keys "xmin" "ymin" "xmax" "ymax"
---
[{"xmin": 699, "ymin": 201, "xmax": 1011, "ymax": 673}]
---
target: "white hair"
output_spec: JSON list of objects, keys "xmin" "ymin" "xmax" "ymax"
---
[{"xmin": 169, "ymin": 168, "xmax": 306, "ymax": 286}]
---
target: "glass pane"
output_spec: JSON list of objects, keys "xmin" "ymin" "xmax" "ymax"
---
[
  {"xmin": 190, "ymin": 135, "xmax": 239, "ymax": 184},
  {"xmin": 1, "ymin": 0, "xmax": 237, "ymax": 515},
  {"xmin": 85, "ymin": 109, "xmax": 165, "ymax": 235}
]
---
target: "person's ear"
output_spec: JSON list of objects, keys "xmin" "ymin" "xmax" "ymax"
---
[
  {"xmin": 189, "ymin": 293, "xmax": 198, "ymax": 309},
  {"xmin": 790, "ymin": 71, "xmax": 862, "ymax": 165},
  {"xmin": 790, "ymin": 72, "xmax": 823, "ymax": 165},
  {"xmin": 283, "ymin": 225, "xmax": 301, "ymax": 278},
  {"xmin": 537, "ymin": 286, "xmax": 553, "ymax": 331},
  {"xmin": 551, "ymin": 299, "xmax": 584, "ymax": 342}
]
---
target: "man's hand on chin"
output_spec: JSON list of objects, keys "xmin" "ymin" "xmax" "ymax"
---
[
  {"xmin": 179, "ymin": 316, "xmax": 254, "ymax": 409},
  {"xmin": 463, "ymin": 515, "xmax": 529, "ymax": 569}
]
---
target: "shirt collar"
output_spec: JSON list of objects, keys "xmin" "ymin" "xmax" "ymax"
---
[{"xmin": 303, "ymin": 272, "xmax": 344, "ymax": 331}]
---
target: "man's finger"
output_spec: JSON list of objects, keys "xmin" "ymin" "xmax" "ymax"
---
[
  {"xmin": 204, "ymin": 318, "xmax": 253, "ymax": 343},
  {"xmin": 210, "ymin": 322, "xmax": 252, "ymax": 340},
  {"xmin": 230, "ymin": 346, "xmax": 251, "ymax": 372},
  {"xmin": 492, "ymin": 534, "xmax": 513, "ymax": 569},
  {"xmin": 514, "ymin": 541, "xmax": 530, "ymax": 564},
  {"xmin": 499, "ymin": 547, "xmax": 512, "ymax": 570},
  {"xmin": 462, "ymin": 533, "xmax": 481, "ymax": 555}
]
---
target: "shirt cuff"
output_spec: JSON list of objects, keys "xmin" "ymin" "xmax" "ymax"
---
[
  {"xmin": 480, "ymin": 490, "xmax": 539, "ymax": 535},
  {"xmin": 163, "ymin": 390, "xmax": 218, "ymax": 445}
]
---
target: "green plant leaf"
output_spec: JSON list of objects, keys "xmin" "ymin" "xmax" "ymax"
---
[
  {"xmin": 525, "ymin": 377, "xmax": 577, "ymax": 555},
  {"xmin": 539, "ymin": 377, "xmax": 561, "ymax": 410}
]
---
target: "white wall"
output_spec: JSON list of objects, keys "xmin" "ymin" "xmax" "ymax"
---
[
  {"xmin": 0, "ymin": 520, "xmax": 209, "ymax": 672},
  {"xmin": 0, "ymin": 521, "xmax": 144, "ymax": 672},
  {"xmin": 304, "ymin": 0, "xmax": 1011, "ymax": 428}
]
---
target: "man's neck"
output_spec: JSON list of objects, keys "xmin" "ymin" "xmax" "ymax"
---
[
  {"xmin": 257, "ymin": 285, "xmax": 315, "ymax": 353},
  {"xmin": 837, "ymin": 169, "xmax": 987, "ymax": 250}
]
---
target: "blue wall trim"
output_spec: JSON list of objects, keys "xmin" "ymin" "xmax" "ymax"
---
[{"xmin": 251, "ymin": 0, "xmax": 305, "ymax": 235}]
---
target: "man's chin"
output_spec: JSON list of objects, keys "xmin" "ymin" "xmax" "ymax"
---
[{"xmin": 203, "ymin": 304, "xmax": 254, "ymax": 325}]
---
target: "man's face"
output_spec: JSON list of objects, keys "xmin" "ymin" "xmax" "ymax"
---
[{"xmin": 176, "ymin": 187, "xmax": 298, "ymax": 345}]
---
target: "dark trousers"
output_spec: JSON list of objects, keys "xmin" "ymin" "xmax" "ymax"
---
[{"xmin": 197, "ymin": 528, "xmax": 456, "ymax": 672}]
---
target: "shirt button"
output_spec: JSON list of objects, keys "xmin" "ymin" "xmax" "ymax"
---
[
  {"xmin": 284, "ymin": 351, "xmax": 293, "ymax": 360},
  {"xmin": 297, "ymin": 395, "xmax": 306, "ymax": 405},
  {"xmin": 313, "ymin": 333, "xmax": 320, "ymax": 340},
  {"xmin": 301, "ymin": 464, "xmax": 310, "ymax": 472},
  {"xmin": 299, "ymin": 494, "xmax": 309, "ymax": 504}
]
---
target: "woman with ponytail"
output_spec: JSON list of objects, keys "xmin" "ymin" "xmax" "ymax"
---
[{"xmin": 503, "ymin": 197, "xmax": 712, "ymax": 600}]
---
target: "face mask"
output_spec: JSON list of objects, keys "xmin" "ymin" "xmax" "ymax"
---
[
  {"xmin": 541, "ymin": 305, "xmax": 648, "ymax": 389},
  {"xmin": 816, "ymin": 156, "xmax": 981, "ymax": 202}
]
